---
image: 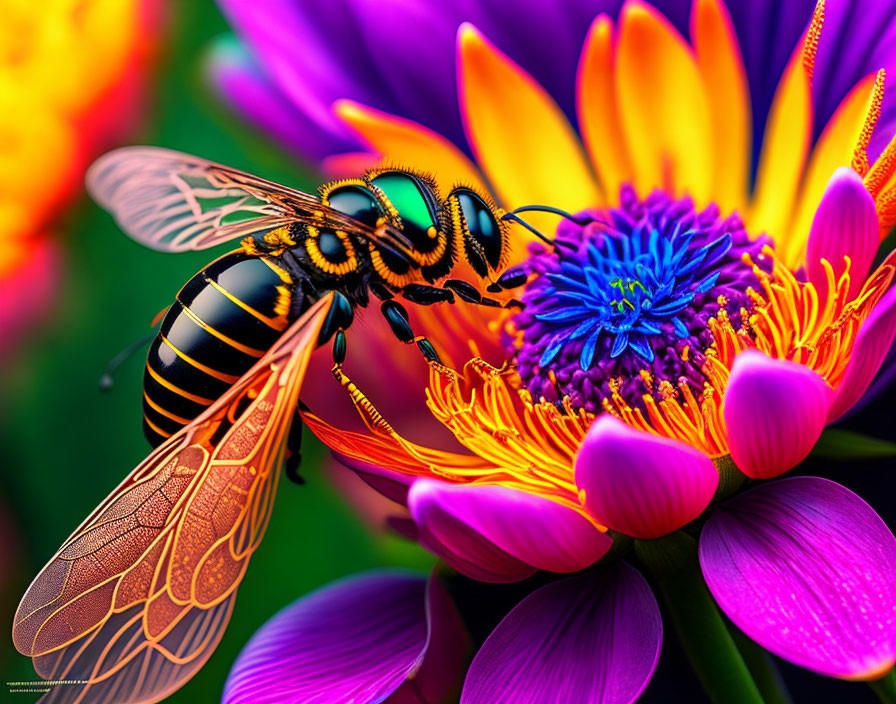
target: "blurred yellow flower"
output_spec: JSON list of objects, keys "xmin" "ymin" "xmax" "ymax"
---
[{"xmin": 0, "ymin": 0, "xmax": 161, "ymax": 354}]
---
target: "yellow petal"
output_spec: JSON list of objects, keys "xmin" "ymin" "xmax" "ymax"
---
[
  {"xmin": 577, "ymin": 14, "xmax": 633, "ymax": 200},
  {"xmin": 748, "ymin": 49, "xmax": 812, "ymax": 250},
  {"xmin": 333, "ymin": 99, "xmax": 486, "ymax": 192},
  {"xmin": 458, "ymin": 22, "xmax": 600, "ymax": 234},
  {"xmin": 691, "ymin": 0, "xmax": 750, "ymax": 213},
  {"xmin": 784, "ymin": 74, "xmax": 877, "ymax": 266},
  {"xmin": 615, "ymin": 0, "xmax": 714, "ymax": 204}
]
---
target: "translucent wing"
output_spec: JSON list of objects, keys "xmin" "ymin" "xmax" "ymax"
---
[
  {"xmin": 86, "ymin": 146, "xmax": 413, "ymax": 256},
  {"xmin": 12, "ymin": 296, "xmax": 332, "ymax": 704}
]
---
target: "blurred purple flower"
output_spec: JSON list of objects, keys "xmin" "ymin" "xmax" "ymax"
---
[{"xmin": 208, "ymin": 0, "xmax": 896, "ymax": 168}]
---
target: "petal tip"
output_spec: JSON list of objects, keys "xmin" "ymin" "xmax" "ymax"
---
[
  {"xmin": 724, "ymin": 351, "xmax": 831, "ymax": 479},
  {"xmin": 576, "ymin": 416, "xmax": 717, "ymax": 539}
]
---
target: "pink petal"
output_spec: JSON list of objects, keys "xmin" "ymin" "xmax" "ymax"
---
[
  {"xmin": 460, "ymin": 563, "xmax": 662, "ymax": 704},
  {"xmin": 723, "ymin": 350, "xmax": 832, "ymax": 479},
  {"xmin": 224, "ymin": 571, "xmax": 428, "ymax": 704},
  {"xmin": 806, "ymin": 167, "xmax": 879, "ymax": 302},
  {"xmin": 829, "ymin": 287, "xmax": 896, "ymax": 421},
  {"xmin": 408, "ymin": 479, "xmax": 611, "ymax": 582},
  {"xmin": 700, "ymin": 477, "xmax": 896, "ymax": 680},
  {"xmin": 574, "ymin": 416, "xmax": 718, "ymax": 539}
]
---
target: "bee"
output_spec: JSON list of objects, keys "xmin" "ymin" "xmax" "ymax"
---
[{"xmin": 12, "ymin": 147, "xmax": 530, "ymax": 704}]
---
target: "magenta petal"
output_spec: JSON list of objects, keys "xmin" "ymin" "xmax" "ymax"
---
[
  {"xmin": 460, "ymin": 563, "xmax": 662, "ymax": 704},
  {"xmin": 408, "ymin": 479, "xmax": 611, "ymax": 581},
  {"xmin": 223, "ymin": 571, "xmax": 428, "ymax": 704},
  {"xmin": 829, "ymin": 287, "xmax": 896, "ymax": 421},
  {"xmin": 574, "ymin": 416, "xmax": 718, "ymax": 539},
  {"xmin": 387, "ymin": 572, "xmax": 470, "ymax": 704},
  {"xmin": 723, "ymin": 350, "xmax": 831, "ymax": 479},
  {"xmin": 204, "ymin": 36, "xmax": 352, "ymax": 162},
  {"xmin": 700, "ymin": 477, "xmax": 896, "ymax": 679},
  {"xmin": 805, "ymin": 167, "xmax": 878, "ymax": 301}
]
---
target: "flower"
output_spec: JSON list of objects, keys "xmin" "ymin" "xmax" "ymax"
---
[
  {"xmin": 214, "ymin": 0, "xmax": 896, "ymax": 700},
  {"xmin": 0, "ymin": 0, "xmax": 161, "ymax": 360}
]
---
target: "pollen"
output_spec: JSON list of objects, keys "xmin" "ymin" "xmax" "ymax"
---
[
  {"xmin": 802, "ymin": 0, "xmax": 825, "ymax": 83},
  {"xmin": 852, "ymin": 69, "xmax": 886, "ymax": 177}
]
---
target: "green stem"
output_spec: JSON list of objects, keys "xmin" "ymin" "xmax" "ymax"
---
[
  {"xmin": 635, "ymin": 532, "xmax": 765, "ymax": 704},
  {"xmin": 870, "ymin": 669, "xmax": 896, "ymax": 704},
  {"xmin": 729, "ymin": 624, "xmax": 793, "ymax": 704}
]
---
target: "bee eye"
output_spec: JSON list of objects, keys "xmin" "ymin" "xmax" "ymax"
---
[
  {"xmin": 325, "ymin": 184, "xmax": 382, "ymax": 227},
  {"xmin": 451, "ymin": 188, "xmax": 503, "ymax": 274}
]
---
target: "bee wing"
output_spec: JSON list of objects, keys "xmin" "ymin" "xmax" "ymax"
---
[
  {"xmin": 86, "ymin": 146, "xmax": 414, "ymax": 257},
  {"xmin": 12, "ymin": 295, "xmax": 332, "ymax": 704}
]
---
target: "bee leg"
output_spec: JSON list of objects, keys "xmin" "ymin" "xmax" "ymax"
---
[
  {"xmin": 370, "ymin": 281, "xmax": 396, "ymax": 301},
  {"xmin": 399, "ymin": 283, "xmax": 455, "ymax": 306},
  {"xmin": 330, "ymin": 334, "xmax": 397, "ymax": 436},
  {"xmin": 487, "ymin": 267, "xmax": 528, "ymax": 293},
  {"xmin": 441, "ymin": 278, "xmax": 522, "ymax": 310},
  {"xmin": 284, "ymin": 408, "xmax": 306, "ymax": 486},
  {"xmin": 380, "ymin": 300, "xmax": 442, "ymax": 364},
  {"xmin": 318, "ymin": 291, "xmax": 354, "ymax": 345},
  {"xmin": 443, "ymin": 279, "xmax": 482, "ymax": 303}
]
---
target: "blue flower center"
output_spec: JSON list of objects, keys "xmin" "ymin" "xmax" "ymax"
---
[
  {"xmin": 511, "ymin": 187, "xmax": 770, "ymax": 413},
  {"xmin": 534, "ymin": 224, "xmax": 732, "ymax": 369}
]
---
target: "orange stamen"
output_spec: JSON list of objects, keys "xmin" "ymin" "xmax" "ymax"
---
[
  {"xmin": 613, "ymin": 245, "xmax": 893, "ymax": 456},
  {"xmin": 865, "ymin": 132, "xmax": 896, "ymax": 197},
  {"xmin": 802, "ymin": 0, "xmax": 825, "ymax": 83},
  {"xmin": 852, "ymin": 69, "xmax": 886, "ymax": 176},
  {"xmin": 877, "ymin": 185, "xmax": 896, "ymax": 233}
]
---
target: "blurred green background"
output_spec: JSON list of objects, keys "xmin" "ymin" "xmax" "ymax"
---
[{"xmin": 0, "ymin": 2, "xmax": 433, "ymax": 701}]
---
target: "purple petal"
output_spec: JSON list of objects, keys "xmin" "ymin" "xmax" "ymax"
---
[
  {"xmin": 408, "ymin": 479, "xmax": 611, "ymax": 581},
  {"xmin": 700, "ymin": 477, "xmax": 896, "ymax": 680},
  {"xmin": 805, "ymin": 167, "xmax": 879, "ymax": 301},
  {"xmin": 723, "ymin": 350, "xmax": 831, "ymax": 479},
  {"xmin": 574, "ymin": 415, "xmax": 718, "ymax": 539},
  {"xmin": 460, "ymin": 563, "xmax": 662, "ymax": 704},
  {"xmin": 387, "ymin": 572, "xmax": 470, "ymax": 704},
  {"xmin": 216, "ymin": 0, "xmax": 369, "ymax": 147},
  {"xmin": 223, "ymin": 571, "xmax": 428, "ymax": 704},
  {"xmin": 829, "ymin": 287, "xmax": 896, "ymax": 421},
  {"xmin": 723, "ymin": 0, "xmax": 815, "ymax": 171},
  {"xmin": 205, "ymin": 36, "xmax": 357, "ymax": 162},
  {"xmin": 341, "ymin": 0, "xmax": 467, "ymax": 147}
]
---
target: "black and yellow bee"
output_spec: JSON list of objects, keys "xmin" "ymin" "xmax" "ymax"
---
[
  {"xmin": 87, "ymin": 148, "xmax": 529, "ymax": 453},
  {"xmin": 14, "ymin": 147, "xmax": 561, "ymax": 704}
]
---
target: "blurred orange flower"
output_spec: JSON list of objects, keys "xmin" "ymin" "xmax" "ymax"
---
[{"xmin": 0, "ymin": 0, "xmax": 162, "ymax": 358}]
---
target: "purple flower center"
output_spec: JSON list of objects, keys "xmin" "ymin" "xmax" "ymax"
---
[{"xmin": 511, "ymin": 187, "xmax": 770, "ymax": 413}]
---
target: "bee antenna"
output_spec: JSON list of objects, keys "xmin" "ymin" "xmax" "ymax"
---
[
  {"xmin": 98, "ymin": 328, "xmax": 159, "ymax": 392},
  {"xmin": 509, "ymin": 204, "xmax": 608, "ymax": 228},
  {"xmin": 501, "ymin": 212, "xmax": 578, "ymax": 251}
]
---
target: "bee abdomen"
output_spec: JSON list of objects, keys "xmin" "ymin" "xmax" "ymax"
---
[{"xmin": 142, "ymin": 250, "xmax": 293, "ymax": 446}]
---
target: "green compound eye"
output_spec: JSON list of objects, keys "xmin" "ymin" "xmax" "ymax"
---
[{"xmin": 369, "ymin": 171, "xmax": 439, "ymax": 250}]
